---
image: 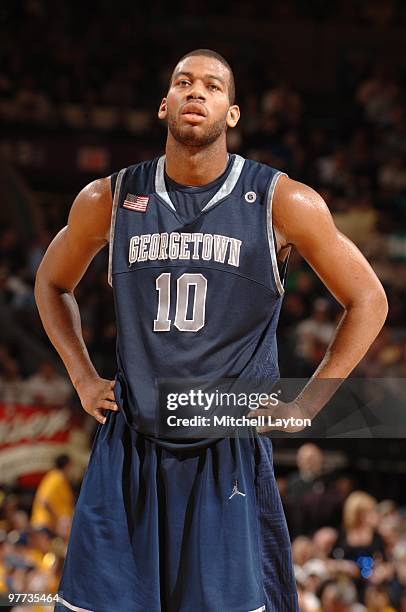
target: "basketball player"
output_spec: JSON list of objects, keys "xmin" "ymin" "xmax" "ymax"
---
[{"xmin": 35, "ymin": 50, "xmax": 388, "ymax": 612}]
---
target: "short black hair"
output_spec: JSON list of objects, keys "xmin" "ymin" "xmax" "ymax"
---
[
  {"xmin": 55, "ymin": 454, "xmax": 71, "ymax": 470},
  {"xmin": 172, "ymin": 49, "xmax": 236, "ymax": 105}
]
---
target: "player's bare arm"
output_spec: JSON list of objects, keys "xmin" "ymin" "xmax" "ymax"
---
[
  {"xmin": 34, "ymin": 177, "xmax": 118, "ymax": 424},
  {"xmin": 251, "ymin": 175, "xmax": 388, "ymax": 431}
]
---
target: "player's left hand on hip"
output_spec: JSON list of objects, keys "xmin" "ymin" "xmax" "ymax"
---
[{"xmin": 247, "ymin": 400, "xmax": 308, "ymax": 433}]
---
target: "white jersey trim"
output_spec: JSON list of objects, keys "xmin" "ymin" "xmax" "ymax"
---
[
  {"xmin": 155, "ymin": 155, "xmax": 176, "ymax": 210},
  {"xmin": 201, "ymin": 154, "xmax": 245, "ymax": 212},
  {"xmin": 58, "ymin": 596, "xmax": 94, "ymax": 612},
  {"xmin": 249, "ymin": 606, "xmax": 266, "ymax": 612},
  {"xmin": 108, "ymin": 168, "xmax": 126, "ymax": 287},
  {"xmin": 266, "ymin": 171, "xmax": 288, "ymax": 296},
  {"xmin": 154, "ymin": 154, "xmax": 245, "ymax": 214}
]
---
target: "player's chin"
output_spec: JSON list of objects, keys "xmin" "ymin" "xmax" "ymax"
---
[{"xmin": 177, "ymin": 129, "xmax": 212, "ymax": 147}]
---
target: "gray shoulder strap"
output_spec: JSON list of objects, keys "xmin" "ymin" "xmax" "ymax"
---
[
  {"xmin": 108, "ymin": 168, "xmax": 126, "ymax": 287},
  {"xmin": 266, "ymin": 171, "xmax": 288, "ymax": 296}
]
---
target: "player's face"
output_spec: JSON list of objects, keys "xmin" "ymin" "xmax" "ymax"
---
[{"xmin": 158, "ymin": 56, "xmax": 240, "ymax": 147}]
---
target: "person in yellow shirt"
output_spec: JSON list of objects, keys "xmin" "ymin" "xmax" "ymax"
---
[{"xmin": 31, "ymin": 455, "xmax": 74, "ymax": 534}]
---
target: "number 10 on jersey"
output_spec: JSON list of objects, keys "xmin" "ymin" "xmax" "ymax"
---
[{"xmin": 154, "ymin": 272, "xmax": 208, "ymax": 332}]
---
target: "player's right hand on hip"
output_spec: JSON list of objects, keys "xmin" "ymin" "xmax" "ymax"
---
[{"xmin": 76, "ymin": 377, "xmax": 118, "ymax": 424}]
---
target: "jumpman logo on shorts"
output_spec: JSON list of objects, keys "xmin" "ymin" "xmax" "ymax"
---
[{"xmin": 228, "ymin": 479, "xmax": 246, "ymax": 499}]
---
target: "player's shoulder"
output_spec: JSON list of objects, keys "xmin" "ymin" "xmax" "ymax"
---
[
  {"xmin": 71, "ymin": 177, "xmax": 113, "ymax": 228},
  {"xmin": 273, "ymin": 174, "xmax": 328, "ymax": 215},
  {"xmin": 272, "ymin": 174, "xmax": 332, "ymax": 243},
  {"xmin": 80, "ymin": 176, "xmax": 111, "ymax": 201},
  {"xmin": 67, "ymin": 176, "xmax": 115, "ymax": 243}
]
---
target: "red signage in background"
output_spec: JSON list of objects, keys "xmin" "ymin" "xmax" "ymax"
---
[
  {"xmin": 0, "ymin": 403, "xmax": 90, "ymax": 487},
  {"xmin": 77, "ymin": 146, "xmax": 110, "ymax": 173}
]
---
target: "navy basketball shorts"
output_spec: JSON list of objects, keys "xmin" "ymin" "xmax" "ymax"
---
[{"xmin": 55, "ymin": 411, "xmax": 298, "ymax": 612}]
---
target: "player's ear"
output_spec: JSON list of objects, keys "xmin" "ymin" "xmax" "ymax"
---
[
  {"xmin": 226, "ymin": 105, "xmax": 240, "ymax": 128},
  {"xmin": 158, "ymin": 98, "xmax": 168, "ymax": 120}
]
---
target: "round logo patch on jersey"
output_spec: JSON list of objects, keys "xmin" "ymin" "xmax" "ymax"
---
[{"xmin": 245, "ymin": 191, "xmax": 257, "ymax": 203}]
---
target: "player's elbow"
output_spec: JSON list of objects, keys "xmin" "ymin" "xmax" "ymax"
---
[
  {"xmin": 34, "ymin": 261, "xmax": 65, "ymax": 305},
  {"xmin": 346, "ymin": 279, "xmax": 388, "ymax": 329},
  {"xmin": 34, "ymin": 261, "xmax": 50, "ymax": 299},
  {"xmin": 377, "ymin": 286, "xmax": 389, "ymax": 323},
  {"xmin": 366, "ymin": 283, "xmax": 388, "ymax": 328},
  {"xmin": 34, "ymin": 267, "xmax": 49, "ymax": 311}
]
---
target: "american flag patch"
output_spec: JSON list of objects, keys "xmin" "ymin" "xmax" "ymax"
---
[{"xmin": 123, "ymin": 194, "xmax": 149, "ymax": 212}]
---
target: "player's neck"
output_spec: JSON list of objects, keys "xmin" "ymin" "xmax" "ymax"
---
[{"xmin": 164, "ymin": 137, "xmax": 229, "ymax": 186}]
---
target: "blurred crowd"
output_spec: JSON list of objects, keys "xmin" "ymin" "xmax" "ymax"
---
[
  {"xmin": 1, "ymin": 0, "xmax": 406, "ymax": 134},
  {"xmin": 0, "ymin": 355, "xmax": 73, "ymax": 406},
  {"xmin": 0, "ymin": 455, "xmax": 74, "ymax": 611},
  {"xmin": 0, "ymin": 444, "xmax": 404, "ymax": 611},
  {"xmin": 280, "ymin": 444, "xmax": 406, "ymax": 611}
]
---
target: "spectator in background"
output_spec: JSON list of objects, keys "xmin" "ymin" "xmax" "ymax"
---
[
  {"xmin": 295, "ymin": 576, "xmax": 320, "ymax": 612},
  {"xmin": 316, "ymin": 147, "xmax": 354, "ymax": 193},
  {"xmin": 285, "ymin": 443, "xmax": 324, "ymax": 536},
  {"xmin": 0, "ymin": 346, "xmax": 31, "ymax": 404},
  {"xmin": 0, "ymin": 493, "xmax": 19, "ymax": 533},
  {"xmin": 296, "ymin": 580, "xmax": 314, "ymax": 612},
  {"xmin": 261, "ymin": 79, "xmax": 302, "ymax": 127},
  {"xmin": 390, "ymin": 540, "xmax": 406, "ymax": 611},
  {"xmin": 31, "ymin": 455, "xmax": 74, "ymax": 535},
  {"xmin": 335, "ymin": 492, "xmax": 385, "ymax": 564},
  {"xmin": 0, "ymin": 229, "xmax": 25, "ymax": 275},
  {"xmin": 378, "ymin": 154, "xmax": 406, "ymax": 193},
  {"xmin": 285, "ymin": 443, "xmax": 343, "ymax": 537},
  {"xmin": 302, "ymin": 558, "xmax": 329, "ymax": 605},
  {"xmin": 356, "ymin": 63, "xmax": 399, "ymax": 129},
  {"xmin": 313, "ymin": 527, "xmax": 339, "ymax": 560},
  {"xmin": 25, "ymin": 361, "xmax": 72, "ymax": 406},
  {"xmin": 29, "ymin": 527, "xmax": 62, "ymax": 594},
  {"xmin": 292, "ymin": 535, "xmax": 315, "ymax": 568},
  {"xmin": 378, "ymin": 513, "xmax": 402, "ymax": 558},
  {"xmin": 333, "ymin": 491, "xmax": 386, "ymax": 603},
  {"xmin": 320, "ymin": 579, "xmax": 366, "ymax": 611},
  {"xmin": 0, "ymin": 487, "xmax": 73, "ymax": 604}
]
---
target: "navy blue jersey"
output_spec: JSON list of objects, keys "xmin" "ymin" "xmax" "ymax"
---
[
  {"xmin": 56, "ymin": 156, "xmax": 300, "ymax": 612},
  {"xmin": 109, "ymin": 154, "xmax": 289, "ymax": 439},
  {"xmin": 164, "ymin": 153, "xmax": 234, "ymax": 223}
]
